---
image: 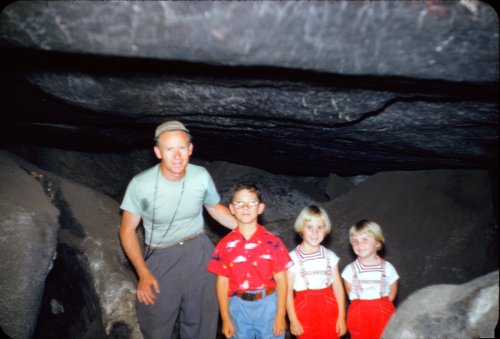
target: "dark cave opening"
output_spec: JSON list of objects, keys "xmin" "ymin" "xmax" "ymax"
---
[{"xmin": 33, "ymin": 244, "xmax": 106, "ymax": 339}]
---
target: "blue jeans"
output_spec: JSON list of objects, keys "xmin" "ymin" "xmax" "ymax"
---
[{"xmin": 229, "ymin": 290, "xmax": 284, "ymax": 339}]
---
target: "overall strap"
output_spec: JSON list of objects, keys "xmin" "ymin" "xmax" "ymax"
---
[
  {"xmin": 325, "ymin": 247, "xmax": 332, "ymax": 286},
  {"xmin": 351, "ymin": 261, "xmax": 361, "ymax": 299},
  {"xmin": 325, "ymin": 248, "xmax": 331, "ymax": 271},
  {"xmin": 379, "ymin": 258, "xmax": 387, "ymax": 297},
  {"xmin": 296, "ymin": 247, "xmax": 310, "ymax": 289}
]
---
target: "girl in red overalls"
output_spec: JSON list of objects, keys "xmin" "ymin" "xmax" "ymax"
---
[
  {"xmin": 286, "ymin": 205, "xmax": 347, "ymax": 338},
  {"xmin": 341, "ymin": 219, "xmax": 399, "ymax": 339}
]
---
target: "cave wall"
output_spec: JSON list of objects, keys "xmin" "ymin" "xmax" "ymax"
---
[
  {"xmin": 1, "ymin": 147, "xmax": 498, "ymax": 338},
  {"xmin": 0, "ymin": 1, "xmax": 498, "ymax": 176},
  {"xmin": 0, "ymin": 1, "xmax": 498, "ymax": 338}
]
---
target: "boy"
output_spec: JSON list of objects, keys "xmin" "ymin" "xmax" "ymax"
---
[{"xmin": 208, "ymin": 181, "xmax": 293, "ymax": 339}]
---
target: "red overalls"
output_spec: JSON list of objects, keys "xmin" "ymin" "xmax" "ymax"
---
[
  {"xmin": 347, "ymin": 259, "xmax": 395, "ymax": 339},
  {"xmin": 293, "ymin": 248, "xmax": 340, "ymax": 339}
]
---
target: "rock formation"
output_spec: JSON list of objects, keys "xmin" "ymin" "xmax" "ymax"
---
[
  {"xmin": 384, "ymin": 270, "xmax": 499, "ymax": 338},
  {"xmin": 0, "ymin": 152, "xmax": 59, "ymax": 338},
  {"xmin": 0, "ymin": 152, "xmax": 140, "ymax": 339},
  {"xmin": 0, "ymin": 1, "xmax": 497, "ymax": 176},
  {"xmin": 0, "ymin": 149, "xmax": 497, "ymax": 338},
  {"xmin": 0, "ymin": 1, "xmax": 497, "ymax": 338}
]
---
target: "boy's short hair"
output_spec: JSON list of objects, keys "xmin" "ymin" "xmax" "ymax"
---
[
  {"xmin": 231, "ymin": 181, "xmax": 262, "ymax": 202},
  {"xmin": 294, "ymin": 205, "xmax": 332, "ymax": 234},
  {"xmin": 349, "ymin": 219, "xmax": 385, "ymax": 245}
]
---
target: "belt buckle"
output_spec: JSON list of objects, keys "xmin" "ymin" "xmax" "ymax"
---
[
  {"xmin": 241, "ymin": 293, "xmax": 257, "ymax": 301},
  {"xmin": 239, "ymin": 290, "xmax": 264, "ymax": 301},
  {"xmin": 178, "ymin": 230, "xmax": 203, "ymax": 246}
]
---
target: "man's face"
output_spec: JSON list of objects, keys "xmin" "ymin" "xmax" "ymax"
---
[{"xmin": 154, "ymin": 130, "xmax": 193, "ymax": 180}]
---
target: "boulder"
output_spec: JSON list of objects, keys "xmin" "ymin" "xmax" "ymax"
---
[
  {"xmin": 384, "ymin": 270, "xmax": 499, "ymax": 338},
  {"xmin": 2, "ymin": 152, "xmax": 142, "ymax": 338},
  {"xmin": 325, "ymin": 169, "xmax": 498, "ymax": 303},
  {"xmin": 0, "ymin": 151, "xmax": 59, "ymax": 339}
]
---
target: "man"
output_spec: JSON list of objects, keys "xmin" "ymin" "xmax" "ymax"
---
[{"xmin": 119, "ymin": 120, "xmax": 237, "ymax": 338}]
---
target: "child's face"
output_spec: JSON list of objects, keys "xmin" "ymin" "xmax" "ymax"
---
[
  {"xmin": 350, "ymin": 231, "xmax": 381, "ymax": 259},
  {"xmin": 229, "ymin": 189, "xmax": 264, "ymax": 224},
  {"xmin": 301, "ymin": 217, "xmax": 327, "ymax": 251}
]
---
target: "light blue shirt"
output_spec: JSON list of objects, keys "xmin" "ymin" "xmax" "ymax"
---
[{"xmin": 120, "ymin": 163, "xmax": 220, "ymax": 246}]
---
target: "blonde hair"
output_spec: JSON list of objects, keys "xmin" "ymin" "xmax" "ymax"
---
[
  {"xmin": 294, "ymin": 205, "xmax": 332, "ymax": 234},
  {"xmin": 349, "ymin": 219, "xmax": 385, "ymax": 245}
]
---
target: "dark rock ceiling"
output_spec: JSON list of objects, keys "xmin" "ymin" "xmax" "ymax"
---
[{"xmin": 0, "ymin": 1, "xmax": 498, "ymax": 176}]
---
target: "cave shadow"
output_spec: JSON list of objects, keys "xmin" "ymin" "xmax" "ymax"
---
[{"xmin": 33, "ymin": 244, "xmax": 106, "ymax": 339}]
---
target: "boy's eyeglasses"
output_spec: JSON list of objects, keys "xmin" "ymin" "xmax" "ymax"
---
[{"xmin": 232, "ymin": 200, "xmax": 259, "ymax": 209}]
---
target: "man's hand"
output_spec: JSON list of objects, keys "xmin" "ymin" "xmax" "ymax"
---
[
  {"xmin": 120, "ymin": 211, "xmax": 161, "ymax": 304},
  {"xmin": 137, "ymin": 270, "xmax": 160, "ymax": 305}
]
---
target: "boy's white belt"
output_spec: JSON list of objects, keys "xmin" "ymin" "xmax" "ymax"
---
[{"xmin": 148, "ymin": 229, "xmax": 205, "ymax": 249}]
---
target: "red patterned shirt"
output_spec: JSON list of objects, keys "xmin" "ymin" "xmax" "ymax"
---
[{"xmin": 208, "ymin": 225, "xmax": 293, "ymax": 296}]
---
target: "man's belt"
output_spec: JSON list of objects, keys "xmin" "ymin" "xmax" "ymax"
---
[
  {"xmin": 147, "ymin": 229, "xmax": 205, "ymax": 249},
  {"xmin": 233, "ymin": 287, "xmax": 275, "ymax": 301}
]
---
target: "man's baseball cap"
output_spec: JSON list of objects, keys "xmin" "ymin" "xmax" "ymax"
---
[{"xmin": 154, "ymin": 120, "xmax": 190, "ymax": 139}]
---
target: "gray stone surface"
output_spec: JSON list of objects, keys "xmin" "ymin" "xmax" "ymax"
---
[
  {"xmin": 0, "ymin": 1, "xmax": 498, "ymax": 326},
  {"xmin": 0, "ymin": 152, "xmax": 142, "ymax": 338},
  {"xmin": 325, "ymin": 169, "xmax": 499, "ymax": 303},
  {"xmin": 10, "ymin": 145, "xmax": 155, "ymax": 201},
  {"xmin": 0, "ymin": 148, "xmax": 498, "ymax": 338},
  {"xmin": 0, "ymin": 151, "xmax": 59, "ymax": 339},
  {"xmin": 57, "ymin": 178, "xmax": 141, "ymax": 338},
  {"xmin": 0, "ymin": 1, "xmax": 497, "ymax": 176},
  {"xmin": 1, "ymin": 1, "xmax": 497, "ymax": 81},
  {"xmin": 325, "ymin": 172, "xmax": 354, "ymax": 200},
  {"xmin": 384, "ymin": 270, "xmax": 499, "ymax": 338}
]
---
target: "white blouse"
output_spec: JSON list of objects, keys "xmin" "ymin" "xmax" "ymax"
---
[
  {"xmin": 341, "ymin": 257, "xmax": 399, "ymax": 300},
  {"xmin": 289, "ymin": 245, "xmax": 340, "ymax": 291}
]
